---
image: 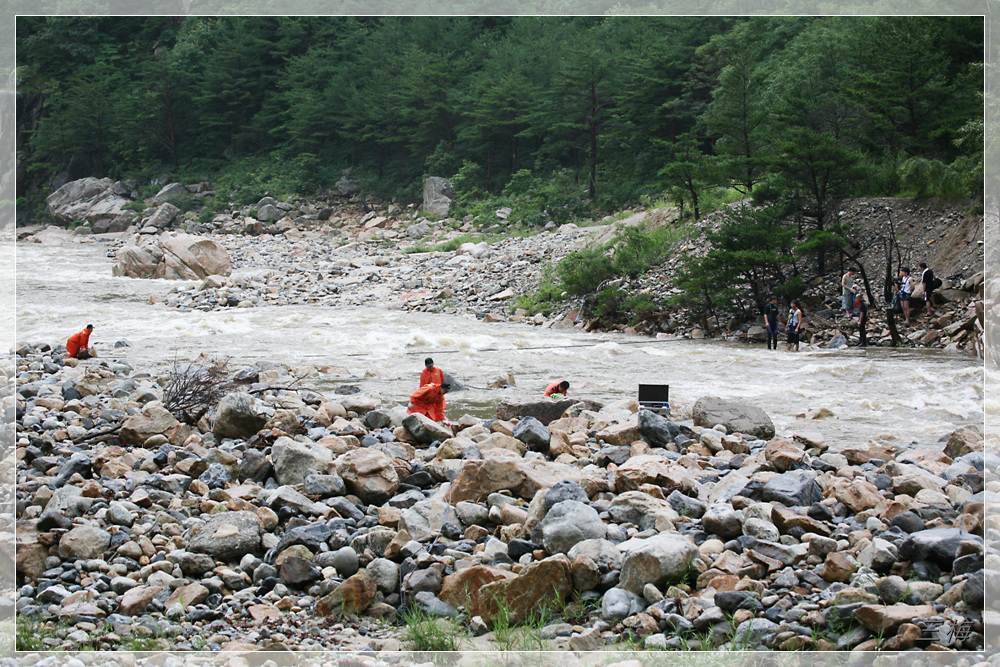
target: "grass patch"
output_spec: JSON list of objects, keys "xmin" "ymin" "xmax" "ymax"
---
[{"xmin": 401, "ymin": 607, "xmax": 468, "ymax": 652}]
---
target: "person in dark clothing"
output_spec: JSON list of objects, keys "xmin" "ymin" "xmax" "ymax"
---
[
  {"xmin": 763, "ymin": 296, "xmax": 780, "ymax": 350},
  {"xmin": 919, "ymin": 262, "xmax": 936, "ymax": 317},
  {"xmin": 857, "ymin": 294, "xmax": 869, "ymax": 347}
]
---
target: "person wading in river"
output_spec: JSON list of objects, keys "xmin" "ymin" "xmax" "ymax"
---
[
  {"xmin": 420, "ymin": 358, "xmax": 444, "ymax": 386},
  {"xmin": 407, "ymin": 382, "xmax": 450, "ymax": 422},
  {"xmin": 763, "ymin": 295, "xmax": 780, "ymax": 350},
  {"xmin": 856, "ymin": 293, "xmax": 869, "ymax": 347},
  {"xmin": 65, "ymin": 324, "xmax": 96, "ymax": 359},
  {"xmin": 786, "ymin": 301, "xmax": 803, "ymax": 352}
]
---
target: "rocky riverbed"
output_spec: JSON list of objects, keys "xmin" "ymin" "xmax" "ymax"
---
[{"xmin": 11, "ymin": 342, "xmax": 996, "ymax": 653}]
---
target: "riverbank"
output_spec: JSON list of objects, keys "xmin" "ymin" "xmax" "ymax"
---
[{"xmin": 11, "ymin": 344, "xmax": 993, "ymax": 653}]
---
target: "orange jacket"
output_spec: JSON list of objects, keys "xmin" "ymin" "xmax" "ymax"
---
[
  {"xmin": 408, "ymin": 383, "xmax": 446, "ymax": 422},
  {"xmin": 420, "ymin": 366, "xmax": 444, "ymax": 387},
  {"xmin": 544, "ymin": 381, "xmax": 566, "ymax": 397},
  {"xmin": 66, "ymin": 328, "xmax": 91, "ymax": 358}
]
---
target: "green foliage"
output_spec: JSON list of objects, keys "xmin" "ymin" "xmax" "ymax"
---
[
  {"xmin": 555, "ymin": 247, "xmax": 615, "ymax": 296},
  {"xmin": 511, "ymin": 263, "xmax": 565, "ymax": 316},
  {"xmin": 898, "ymin": 156, "xmax": 966, "ymax": 199},
  {"xmin": 401, "ymin": 607, "xmax": 467, "ymax": 652}
]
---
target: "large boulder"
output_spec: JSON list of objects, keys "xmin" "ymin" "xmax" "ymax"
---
[
  {"xmin": 398, "ymin": 487, "xmax": 452, "ymax": 542},
  {"xmin": 535, "ymin": 500, "xmax": 606, "ymax": 555},
  {"xmin": 763, "ymin": 471, "xmax": 822, "ymax": 507},
  {"xmin": 614, "ymin": 455, "xmax": 696, "ymax": 494},
  {"xmin": 113, "ymin": 232, "xmax": 231, "ymax": 280},
  {"xmin": 618, "ymin": 533, "xmax": 700, "ymax": 595},
  {"xmin": 186, "ymin": 511, "xmax": 262, "ymax": 561},
  {"xmin": 151, "ymin": 183, "xmax": 187, "ymax": 203},
  {"xmin": 449, "ymin": 448, "xmax": 582, "ymax": 504},
  {"xmin": 271, "ymin": 436, "xmax": 334, "ymax": 486},
  {"xmin": 945, "ymin": 425, "xmax": 983, "ymax": 459},
  {"xmin": 402, "ymin": 412, "xmax": 453, "ymax": 444},
  {"xmin": 692, "ymin": 396, "xmax": 775, "ymax": 439},
  {"xmin": 213, "ymin": 393, "xmax": 268, "ymax": 439},
  {"xmin": 119, "ymin": 405, "xmax": 181, "ymax": 446},
  {"xmin": 422, "ymin": 176, "xmax": 456, "ymax": 217},
  {"xmin": 496, "ymin": 397, "xmax": 576, "ymax": 426},
  {"xmin": 147, "ymin": 202, "xmax": 181, "ymax": 229},
  {"xmin": 335, "ymin": 449, "xmax": 400, "ymax": 505},
  {"xmin": 471, "ymin": 555, "xmax": 573, "ymax": 627},
  {"xmin": 897, "ymin": 529, "xmax": 983, "ymax": 568},
  {"xmin": 638, "ymin": 410, "xmax": 680, "ymax": 447},
  {"xmin": 46, "ymin": 177, "xmax": 137, "ymax": 232},
  {"xmin": 335, "ymin": 169, "xmax": 362, "ymax": 196},
  {"xmin": 59, "ymin": 525, "xmax": 110, "ymax": 560}
]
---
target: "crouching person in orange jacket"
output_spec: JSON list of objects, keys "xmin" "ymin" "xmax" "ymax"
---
[
  {"xmin": 407, "ymin": 382, "xmax": 450, "ymax": 422},
  {"xmin": 66, "ymin": 324, "xmax": 96, "ymax": 359}
]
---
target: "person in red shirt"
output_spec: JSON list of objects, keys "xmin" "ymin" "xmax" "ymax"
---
[
  {"xmin": 66, "ymin": 324, "xmax": 95, "ymax": 359},
  {"xmin": 407, "ymin": 382, "xmax": 450, "ymax": 422},
  {"xmin": 544, "ymin": 380, "xmax": 569, "ymax": 398},
  {"xmin": 420, "ymin": 357, "xmax": 444, "ymax": 386}
]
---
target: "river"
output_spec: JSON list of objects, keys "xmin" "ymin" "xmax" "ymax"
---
[{"xmin": 9, "ymin": 238, "xmax": 986, "ymax": 450}]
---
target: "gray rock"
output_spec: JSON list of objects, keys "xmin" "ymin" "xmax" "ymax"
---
[
  {"xmin": 366, "ymin": 558, "xmax": 400, "ymax": 594},
  {"xmin": 826, "ymin": 335, "xmax": 848, "ymax": 348},
  {"xmin": 743, "ymin": 518, "xmax": 779, "ymax": 542},
  {"xmin": 407, "ymin": 222, "xmax": 432, "ymax": 239},
  {"xmin": 198, "ymin": 462, "xmax": 231, "ymax": 489},
  {"xmin": 638, "ymin": 410, "xmax": 680, "ymax": 447},
  {"xmin": 186, "ymin": 511, "xmax": 262, "ymax": 561},
  {"xmin": 422, "ymin": 176, "xmax": 456, "ymax": 217},
  {"xmin": 733, "ymin": 618, "xmax": 778, "ymax": 647},
  {"xmin": 212, "ymin": 392, "xmax": 268, "ymax": 439},
  {"xmin": 762, "ymin": 471, "xmax": 821, "ymax": 507},
  {"xmin": 692, "ymin": 396, "xmax": 775, "ymax": 439},
  {"xmin": 601, "ymin": 587, "xmax": 645, "ymax": 622},
  {"xmin": 496, "ymin": 397, "xmax": 576, "ymax": 426},
  {"xmin": 402, "ymin": 412, "xmax": 452, "ymax": 444},
  {"xmin": 455, "ymin": 501, "xmax": 489, "ymax": 527},
  {"xmin": 702, "ymin": 504, "xmax": 743, "ymax": 539},
  {"xmin": 536, "ymin": 500, "xmax": 606, "ymax": 555},
  {"xmin": 106, "ymin": 502, "xmax": 134, "ymax": 527},
  {"xmin": 403, "ymin": 568, "xmax": 443, "ymax": 594},
  {"xmin": 271, "ymin": 436, "xmax": 333, "ymax": 486},
  {"xmin": 257, "ymin": 204, "xmax": 281, "ymax": 222},
  {"xmin": 147, "ymin": 202, "xmax": 181, "ymax": 229},
  {"xmin": 543, "ymin": 480, "xmax": 589, "ymax": 514},
  {"xmin": 413, "ymin": 591, "xmax": 459, "ymax": 618},
  {"xmin": 898, "ymin": 528, "xmax": 983, "ymax": 567},
  {"xmin": 667, "ymin": 490, "xmax": 706, "ymax": 519},
  {"xmin": 619, "ymin": 533, "xmax": 700, "ymax": 595},
  {"xmin": 331, "ymin": 546, "xmax": 359, "ymax": 578},
  {"xmin": 336, "ymin": 170, "xmax": 361, "ymax": 196},
  {"xmin": 512, "ymin": 416, "xmax": 550, "ymax": 452},
  {"xmin": 59, "ymin": 525, "xmax": 110, "ymax": 560},
  {"xmin": 302, "ymin": 473, "xmax": 347, "ymax": 498},
  {"xmin": 151, "ymin": 183, "xmax": 187, "ymax": 203},
  {"xmin": 567, "ymin": 539, "xmax": 623, "ymax": 570},
  {"xmin": 279, "ymin": 556, "xmax": 322, "ymax": 588}
]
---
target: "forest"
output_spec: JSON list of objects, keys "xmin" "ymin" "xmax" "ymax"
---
[{"xmin": 16, "ymin": 15, "xmax": 983, "ymax": 223}]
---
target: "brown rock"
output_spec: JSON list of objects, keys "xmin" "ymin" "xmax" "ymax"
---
[
  {"xmin": 764, "ymin": 439, "xmax": 805, "ymax": 472},
  {"xmin": 119, "ymin": 586, "xmax": 164, "ymax": 616},
  {"xmin": 843, "ymin": 441, "xmax": 899, "ymax": 465},
  {"xmin": 449, "ymin": 449, "xmax": 582, "ymax": 504},
  {"xmin": 945, "ymin": 425, "xmax": 983, "ymax": 458},
  {"xmin": 316, "ymin": 572, "xmax": 378, "ymax": 616},
  {"xmin": 854, "ymin": 604, "xmax": 935, "ymax": 634},
  {"xmin": 571, "ymin": 555, "xmax": 600, "ymax": 591},
  {"xmin": 249, "ymin": 604, "xmax": 281, "ymax": 621},
  {"xmin": 15, "ymin": 540, "xmax": 47, "ymax": 585},
  {"xmin": 823, "ymin": 553, "xmax": 858, "ymax": 583},
  {"xmin": 119, "ymin": 405, "xmax": 181, "ymax": 446},
  {"xmin": 834, "ymin": 480, "xmax": 886, "ymax": 513},
  {"xmin": 472, "ymin": 556, "xmax": 573, "ymax": 627},
  {"xmin": 165, "ymin": 582, "xmax": 209, "ymax": 613},
  {"xmin": 334, "ymin": 448, "xmax": 400, "ymax": 505},
  {"xmin": 881, "ymin": 623, "xmax": 922, "ymax": 650},
  {"xmin": 771, "ymin": 504, "xmax": 832, "ymax": 537},
  {"xmin": 439, "ymin": 565, "xmax": 517, "ymax": 610},
  {"xmin": 614, "ymin": 455, "xmax": 696, "ymax": 494}
]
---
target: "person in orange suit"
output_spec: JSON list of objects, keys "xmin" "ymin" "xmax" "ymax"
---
[
  {"xmin": 420, "ymin": 357, "xmax": 444, "ymax": 386},
  {"xmin": 66, "ymin": 324, "xmax": 95, "ymax": 359},
  {"xmin": 407, "ymin": 382, "xmax": 450, "ymax": 422},
  {"xmin": 544, "ymin": 380, "xmax": 569, "ymax": 398}
]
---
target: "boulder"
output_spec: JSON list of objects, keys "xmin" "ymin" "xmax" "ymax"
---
[
  {"xmin": 46, "ymin": 177, "xmax": 137, "ymax": 232},
  {"xmin": 402, "ymin": 412, "xmax": 453, "ymax": 444},
  {"xmin": 945, "ymin": 425, "xmax": 983, "ymax": 459},
  {"xmin": 113, "ymin": 232, "xmax": 231, "ymax": 280},
  {"xmin": 186, "ymin": 511, "xmax": 262, "ymax": 561},
  {"xmin": 567, "ymin": 539, "xmax": 622, "ymax": 570},
  {"xmin": 608, "ymin": 491, "xmax": 679, "ymax": 532},
  {"xmin": 614, "ymin": 455, "xmax": 695, "ymax": 494},
  {"xmin": 762, "ymin": 471, "xmax": 822, "ymax": 507},
  {"xmin": 439, "ymin": 565, "xmax": 517, "ymax": 610},
  {"xmin": 637, "ymin": 410, "xmax": 680, "ymax": 447},
  {"xmin": 213, "ymin": 392, "xmax": 268, "ymax": 439},
  {"xmin": 897, "ymin": 528, "xmax": 983, "ymax": 568},
  {"xmin": 496, "ymin": 397, "xmax": 576, "ymax": 426},
  {"xmin": 316, "ymin": 572, "xmax": 378, "ymax": 616},
  {"xmin": 449, "ymin": 449, "xmax": 582, "ymax": 504},
  {"xmin": 398, "ymin": 487, "xmax": 452, "ymax": 542},
  {"xmin": 119, "ymin": 405, "xmax": 181, "ymax": 446},
  {"xmin": 335, "ymin": 448, "xmax": 400, "ymax": 505},
  {"xmin": 471, "ymin": 555, "xmax": 573, "ymax": 627},
  {"xmin": 271, "ymin": 436, "xmax": 334, "ymax": 486},
  {"xmin": 147, "ymin": 202, "xmax": 181, "ymax": 229},
  {"xmin": 618, "ymin": 533, "xmax": 700, "ymax": 595},
  {"xmin": 512, "ymin": 416, "xmax": 550, "ymax": 452},
  {"xmin": 59, "ymin": 525, "xmax": 110, "ymax": 560},
  {"xmin": 257, "ymin": 204, "xmax": 281, "ymax": 222},
  {"xmin": 692, "ymin": 396, "xmax": 775, "ymax": 439},
  {"xmin": 151, "ymin": 183, "xmax": 187, "ymax": 203},
  {"xmin": 764, "ymin": 438, "xmax": 805, "ymax": 472},
  {"xmin": 422, "ymin": 176, "xmax": 456, "ymax": 217},
  {"xmin": 336, "ymin": 170, "xmax": 362, "ymax": 196},
  {"xmin": 535, "ymin": 500, "xmax": 606, "ymax": 554}
]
